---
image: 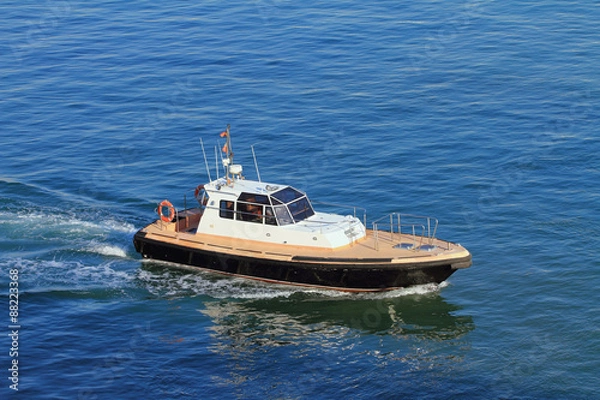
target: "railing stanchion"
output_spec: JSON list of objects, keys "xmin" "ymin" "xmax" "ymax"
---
[
  {"xmin": 373, "ymin": 223, "xmax": 379, "ymax": 251},
  {"xmin": 371, "ymin": 213, "xmax": 440, "ymax": 253}
]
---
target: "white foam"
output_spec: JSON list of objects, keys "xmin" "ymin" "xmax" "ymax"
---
[
  {"xmin": 1, "ymin": 206, "xmax": 136, "ymax": 263},
  {"xmin": 0, "ymin": 207, "xmax": 136, "ymax": 235},
  {"xmin": 86, "ymin": 243, "xmax": 128, "ymax": 258},
  {"xmin": 136, "ymin": 264, "xmax": 296, "ymax": 299},
  {"xmin": 359, "ymin": 281, "xmax": 447, "ymax": 300},
  {"xmin": 2, "ymin": 258, "xmax": 136, "ymax": 292}
]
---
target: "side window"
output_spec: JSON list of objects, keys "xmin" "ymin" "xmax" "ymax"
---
[
  {"xmin": 237, "ymin": 201, "xmax": 263, "ymax": 223},
  {"xmin": 265, "ymin": 206, "xmax": 277, "ymax": 226},
  {"xmin": 237, "ymin": 193, "xmax": 269, "ymax": 224},
  {"xmin": 238, "ymin": 193, "xmax": 269, "ymax": 204},
  {"xmin": 274, "ymin": 205, "xmax": 293, "ymax": 226},
  {"xmin": 196, "ymin": 187, "xmax": 209, "ymax": 209},
  {"xmin": 219, "ymin": 200, "xmax": 234, "ymax": 219}
]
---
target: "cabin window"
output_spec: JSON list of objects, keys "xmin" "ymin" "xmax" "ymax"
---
[
  {"xmin": 237, "ymin": 201, "xmax": 263, "ymax": 223},
  {"xmin": 236, "ymin": 193, "xmax": 269, "ymax": 223},
  {"xmin": 274, "ymin": 205, "xmax": 294, "ymax": 226},
  {"xmin": 265, "ymin": 206, "xmax": 277, "ymax": 226},
  {"xmin": 271, "ymin": 186, "xmax": 304, "ymax": 203},
  {"xmin": 271, "ymin": 186, "xmax": 314, "ymax": 223},
  {"xmin": 238, "ymin": 193, "xmax": 270, "ymax": 204},
  {"xmin": 288, "ymin": 197, "xmax": 314, "ymax": 222},
  {"xmin": 231, "ymin": 189, "xmax": 313, "ymax": 225},
  {"xmin": 219, "ymin": 200, "xmax": 234, "ymax": 219},
  {"xmin": 196, "ymin": 187, "xmax": 209, "ymax": 209}
]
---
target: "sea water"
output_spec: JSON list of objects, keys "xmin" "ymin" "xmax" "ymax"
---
[{"xmin": 1, "ymin": 1, "xmax": 599, "ymax": 398}]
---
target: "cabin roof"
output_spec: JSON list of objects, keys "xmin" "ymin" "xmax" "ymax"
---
[{"xmin": 205, "ymin": 177, "xmax": 294, "ymax": 199}]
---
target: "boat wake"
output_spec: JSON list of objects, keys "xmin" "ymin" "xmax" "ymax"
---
[
  {"xmin": 0, "ymin": 206, "xmax": 137, "ymax": 237},
  {"xmin": 0, "ymin": 205, "xmax": 137, "ymax": 258},
  {"xmin": 0, "ymin": 203, "xmax": 140, "ymax": 295},
  {"xmin": 81, "ymin": 241, "xmax": 129, "ymax": 258},
  {"xmin": 0, "ymin": 258, "xmax": 136, "ymax": 295}
]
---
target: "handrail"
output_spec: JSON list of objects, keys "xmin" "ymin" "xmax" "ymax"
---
[
  {"xmin": 156, "ymin": 205, "xmax": 180, "ymax": 231},
  {"xmin": 311, "ymin": 200, "xmax": 367, "ymax": 227},
  {"xmin": 372, "ymin": 213, "xmax": 439, "ymax": 251}
]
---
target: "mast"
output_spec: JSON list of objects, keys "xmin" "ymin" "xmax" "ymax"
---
[
  {"xmin": 220, "ymin": 124, "xmax": 233, "ymax": 166},
  {"xmin": 220, "ymin": 124, "xmax": 242, "ymax": 184}
]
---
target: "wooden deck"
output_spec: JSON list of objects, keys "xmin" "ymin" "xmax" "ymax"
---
[{"xmin": 142, "ymin": 219, "xmax": 470, "ymax": 267}]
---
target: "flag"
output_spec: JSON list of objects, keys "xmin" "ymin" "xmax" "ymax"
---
[
  {"xmin": 222, "ymin": 143, "xmax": 228, "ymax": 153},
  {"xmin": 220, "ymin": 131, "xmax": 228, "ymax": 137}
]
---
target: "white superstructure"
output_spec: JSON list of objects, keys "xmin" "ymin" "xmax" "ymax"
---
[{"xmin": 197, "ymin": 176, "xmax": 366, "ymax": 249}]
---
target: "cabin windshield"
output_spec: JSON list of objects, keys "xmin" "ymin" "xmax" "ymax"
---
[
  {"xmin": 271, "ymin": 186, "xmax": 314, "ymax": 224},
  {"xmin": 224, "ymin": 187, "xmax": 314, "ymax": 226}
]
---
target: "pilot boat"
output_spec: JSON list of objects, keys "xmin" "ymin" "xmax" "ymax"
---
[{"xmin": 133, "ymin": 126, "xmax": 471, "ymax": 292}]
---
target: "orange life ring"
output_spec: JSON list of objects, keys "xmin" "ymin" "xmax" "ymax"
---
[{"xmin": 158, "ymin": 200, "xmax": 175, "ymax": 223}]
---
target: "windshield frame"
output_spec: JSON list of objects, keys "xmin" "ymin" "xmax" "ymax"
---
[{"xmin": 269, "ymin": 186, "xmax": 315, "ymax": 225}]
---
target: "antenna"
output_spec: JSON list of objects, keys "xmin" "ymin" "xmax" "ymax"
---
[
  {"xmin": 214, "ymin": 145, "xmax": 219, "ymax": 179},
  {"xmin": 199, "ymin": 138, "xmax": 211, "ymax": 181},
  {"xmin": 251, "ymin": 144, "xmax": 262, "ymax": 182}
]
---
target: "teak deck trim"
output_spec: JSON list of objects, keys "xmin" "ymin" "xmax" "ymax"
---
[{"xmin": 140, "ymin": 222, "xmax": 469, "ymax": 265}]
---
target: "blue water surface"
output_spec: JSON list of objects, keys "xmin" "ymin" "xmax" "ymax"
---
[{"xmin": 1, "ymin": 1, "xmax": 599, "ymax": 398}]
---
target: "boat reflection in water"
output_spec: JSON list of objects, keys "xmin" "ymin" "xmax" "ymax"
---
[
  {"xmin": 200, "ymin": 286, "xmax": 473, "ymax": 340},
  {"xmin": 199, "ymin": 285, "xmax": 474, "ymax": 394},
  {"xmin": 139, "ymin": 262, "xmax": 474, "ymax": 395}
]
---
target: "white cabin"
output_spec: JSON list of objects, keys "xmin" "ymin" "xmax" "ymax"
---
[{"xmin": 196, "ymin": 173, "xmax": 366, "ymax": 249}]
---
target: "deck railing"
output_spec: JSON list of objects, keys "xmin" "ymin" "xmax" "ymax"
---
[
  {"xmin": 372, "ymin": 213, "xmax": 440, "ymax": 251},
  {"xmin": 155, "ymin": 188, "xmax": 205, "ymax": 232},
  {"xmin": 311, "ymin": 201, "xmax": 367, "ymax": 227}
]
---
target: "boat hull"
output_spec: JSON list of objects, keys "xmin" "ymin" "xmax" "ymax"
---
[{"xmin": 133, "ymin": 230, "xmax": 470, "ymax": 292}]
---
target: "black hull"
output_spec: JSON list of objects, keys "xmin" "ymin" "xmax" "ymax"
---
[{"xmin": 133, "ymin": 231, "xmax": 467, "ymax": 292}]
